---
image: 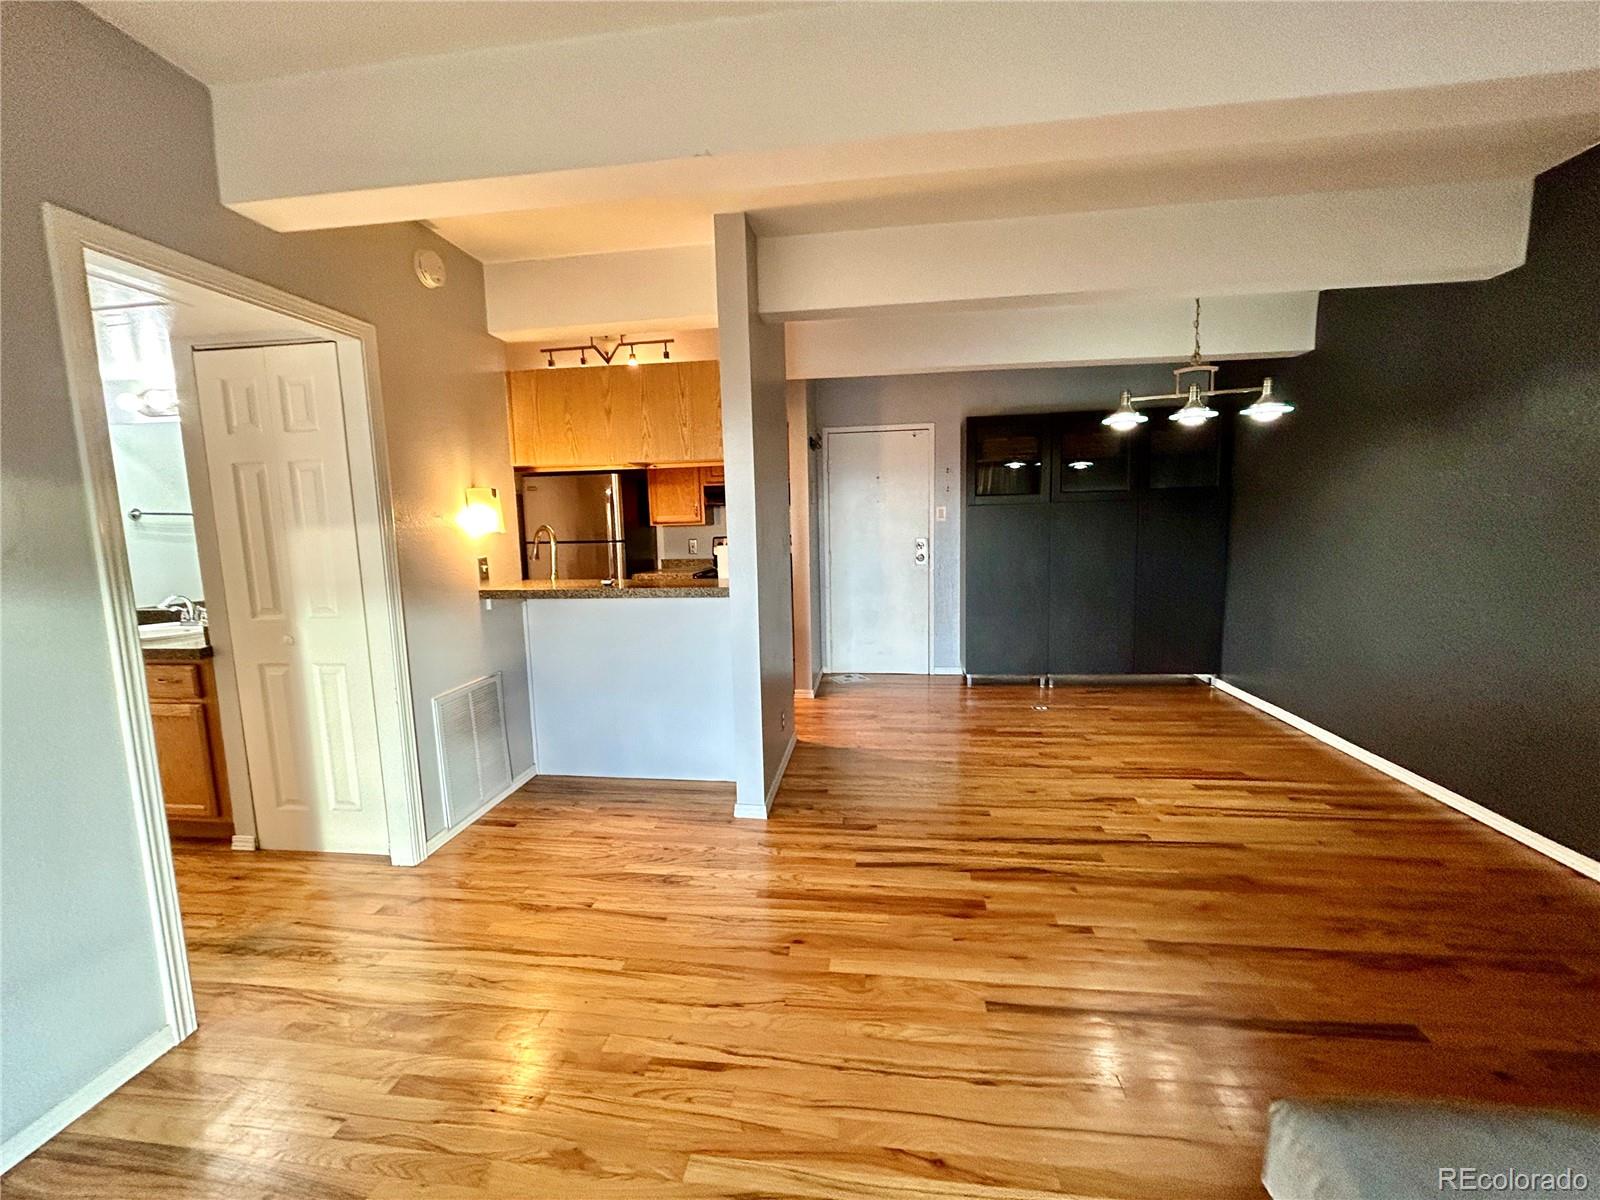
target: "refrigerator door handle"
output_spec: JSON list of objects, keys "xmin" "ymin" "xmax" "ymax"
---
[{"xmin": 605, "ymin": 473, "xmax": 623, "ymax": 581}]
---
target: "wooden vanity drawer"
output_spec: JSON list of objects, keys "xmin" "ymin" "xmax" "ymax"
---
[{"xmin": 146, "ymin": 663, "xmax": 203, "ymax": 699}]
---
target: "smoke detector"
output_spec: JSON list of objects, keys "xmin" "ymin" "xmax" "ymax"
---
[{"xmin": 413, "ymin": 249, "xmax": 446, "ymax": 289}]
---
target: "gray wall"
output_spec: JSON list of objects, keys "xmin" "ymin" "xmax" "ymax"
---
[
  {"xmin": 0, "ymin": 1, "xmax": 531, "ymax": 1151},
  {"xmin": 811, "ymin": 363, "xmax": 1179, "ymax": 672},
  {"xmin": 1221, "ymin": 146, "xmax": 1600, "ymax": 860},
  {"xmin": 714, "ymin": 213, "xmax": 795, "ymax": 814}
]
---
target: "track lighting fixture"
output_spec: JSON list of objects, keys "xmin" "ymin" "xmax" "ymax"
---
[
  {"xmin": 539, "ymin": 334, "xmax": 676, "ymax": 368},
  {"xmin": 1101, "ymin": 300, "xmax": 1289, "ymax": 432}
]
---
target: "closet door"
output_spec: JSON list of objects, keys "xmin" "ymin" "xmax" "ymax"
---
[
  {"xmin": 1133, "ymin": 491, "xmax": 1229, "ymax": 673},
  {"xmin": 1048, "ymin": 500, "xmax": 1137, "ymax": 674},
  {"xmin": 964, "ymin": 505, "xmax": 1050, "ymax": 675}
]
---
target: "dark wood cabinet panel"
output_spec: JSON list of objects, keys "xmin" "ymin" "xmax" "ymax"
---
[
  {"xmin": 968, "ymin": 416, "xmax": 1050, "ymax": 504},
  {"xmin": 963, "ymin": 505, "xmax": 1050, "ymax": 674},
  {"xmin": 1147, "ymin": 411, "xmax": 1223, "ymax": 489},
  {"xmin": 1055, "ymin": 412, "xmax": 1132, "ymax": 495},
  {"xmin": 1048, "ymin": 501, "xmax": 1137, "ymax": 673},
  {"xmin": 1134, "ymin": 491, "xmax": 1229, "ymax": 672},
  {"xmin": 963, "ymin": 410, "xmax": 1231, "ymax": 678}
]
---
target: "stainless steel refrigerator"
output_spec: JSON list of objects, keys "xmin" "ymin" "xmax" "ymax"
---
[{"xmin": 518, "ymin": 471, "xmax": 654, "ymax": 581}]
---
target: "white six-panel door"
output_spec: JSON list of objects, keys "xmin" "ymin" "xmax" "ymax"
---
[
  {"xmin": 824, "ymin": 426, "xmax": 933, "ymax": 674},
  {"xmin": 192, "ymin": 343, "xmax": 388, "ymax": 853}
]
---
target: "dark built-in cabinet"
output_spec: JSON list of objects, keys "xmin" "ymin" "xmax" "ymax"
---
[{"xmin": 963, "ymin": 410, "xmax": 1230, "ymax": 676}]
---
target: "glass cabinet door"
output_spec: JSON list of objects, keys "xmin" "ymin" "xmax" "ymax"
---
[
  {"xmin": 969, "ymin": 417, "xmax": 1048, "ymax": 503},
  {"xmin": 1055, "ymin": 412, "xmax": 1132, "ymax": 495},
  {"xmin": 1147, "ymin": 410, "xmax": 1223, "ymax": 488}
]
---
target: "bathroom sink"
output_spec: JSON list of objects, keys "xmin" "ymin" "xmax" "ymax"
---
[{"xmin": 138, "ymin": 622, "xmax": 206, "ymax": 643}]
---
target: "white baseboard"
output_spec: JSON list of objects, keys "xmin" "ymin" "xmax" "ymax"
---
[
  {"xmin": 1207, "ymin": 676, "xmax": 1600, "ymax": 883},
  {"xmin": 934, "ymin": 666, "xmax": 965, "ymax": 676},
  {"xmin": 735, "ymin": 733, "xmax": 797, "ymax": 820},
  {"xmin": 230, "ymin": 833, "xmax": 257, "ymax": 852},
  {"xmin": 423, "ymin": 765, "xmax": 537, "ymax": 858},
  {"xmin": 1, "ymin": 1024, "xmax": 177, "ymax": 1172}
]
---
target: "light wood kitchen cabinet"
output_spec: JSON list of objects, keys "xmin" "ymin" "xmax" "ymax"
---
[
  {"xmin": 146, "ymin": 658, "xmax": 232, "ymax": 839},
  {"xmin": 647, "ymin": 467, "xmax": 708, "ymax": 525},
  {"xmin": 507, "ymin": 361, "xmax": 721, "ymax": 468}
]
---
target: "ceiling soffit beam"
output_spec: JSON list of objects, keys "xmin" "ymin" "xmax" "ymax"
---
[
  {"xmin": 209, "ymin": 2, "xmax": 1600, "ymax": 231},
  {"xmin": 784, "ymin": 293, "xmax": 1319, "ymax": 382},
  {"xmin": 484, "ymin": 245, "xmax": 715, "ymax": 342},
  {"xmin": 756, "ymin": 179, "xmax": 1534, "ymax": 321}
]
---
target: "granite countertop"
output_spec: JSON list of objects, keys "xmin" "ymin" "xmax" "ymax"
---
[
  {"xmin": 141, "ymin": 631, "xmax": 214, "ymax": 661},
  {"xmin": 480, "ymin": 576, "xmax": 728, "ymax": 600}
]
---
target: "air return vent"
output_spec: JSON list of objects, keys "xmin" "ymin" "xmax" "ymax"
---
[{"xmin": 432, "ymin": 673, "xmax": 513, "ymax": 826}]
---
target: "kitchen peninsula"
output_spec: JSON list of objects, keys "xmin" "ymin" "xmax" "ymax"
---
[
  {"xmin": 480, "ymin": 577, "xmax": 727, "ymax": 600},
  {"xmin": 492, "ymin": 355, "xmax": 736, "ymax": 784},
  {"xmin": 484, "ymin": 576, "xmax": 734, "ymax": 783}
]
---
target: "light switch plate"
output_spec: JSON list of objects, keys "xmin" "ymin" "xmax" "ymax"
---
[
  {"xmin": 476, "ymin": 556, "xmax": 490, "ymax": 582},
  {"xmin": 935, "ymin": 506, "xmax": 947, "ymax": 521}
]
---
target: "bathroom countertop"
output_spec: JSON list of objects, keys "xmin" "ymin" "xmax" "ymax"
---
[{"xmin": 140, "ymin": 631, "xmax": 214, "ymax": 661}]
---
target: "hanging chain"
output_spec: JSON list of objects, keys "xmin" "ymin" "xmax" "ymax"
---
[{"xmin": 1192, "ymin": 298, "xmax": 1203, "ymax": 363}]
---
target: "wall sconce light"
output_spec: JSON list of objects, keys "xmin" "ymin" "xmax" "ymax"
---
[{"xmin": 455, "ymin": 487, "xmax": 504, "ymax": 538}]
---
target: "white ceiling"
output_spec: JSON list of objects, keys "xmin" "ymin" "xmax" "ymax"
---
[
  {"xmin": 85, "ymin": 0, "xmax": 801, "ymax": 86},
  {"xmin": 427, "ymin": 111, "xmax": 1599, "ymax": 261}
]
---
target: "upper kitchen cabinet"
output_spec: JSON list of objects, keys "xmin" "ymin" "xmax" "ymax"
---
[
  {"xmin": 507, "ymin": 361, "xmax": 722, "ymax": 469},
  {"xmin": 646, "ymin": 466, "xmax": 708, "ymax": 526}
]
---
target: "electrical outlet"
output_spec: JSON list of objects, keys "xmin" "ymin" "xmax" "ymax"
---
[{"xmin": 688, "ymin": 538, "xmax": 699, "ymax": 555}]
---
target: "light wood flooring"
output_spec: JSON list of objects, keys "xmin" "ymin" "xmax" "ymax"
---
[{"xmin": 9, "ymin": 679, "xmax": 1599, "ymax": 1198}]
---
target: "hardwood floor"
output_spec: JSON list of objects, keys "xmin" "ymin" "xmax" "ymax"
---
[{"xmin": 9, "ymin": 679, "xmax": 1599, "ymax": 1198}]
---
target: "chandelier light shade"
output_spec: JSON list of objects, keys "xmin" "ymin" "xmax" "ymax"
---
[
  {"xmin": 1171, "ymin": 384, "xmax": 1219, "ymax": 426},
  {"xmin": 1101, "ymin": 390, "xmax": 1150, "ymax": 431},
  {"xmin": 1240, "ymin": 377, "xmax": 1295, "ymax": 423},
  {"xmin": 1101, "ymin": 300, "xmax": 1292, "ymax": 432}
]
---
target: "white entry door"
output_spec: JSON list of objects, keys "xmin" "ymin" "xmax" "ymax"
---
[
  {"xmin": 825, "ymin": 426, "xmax": 933, "ymax": 673},
  {"xmin": 192, "ymin": 343, "xmax": 388, "ymax": 853}
]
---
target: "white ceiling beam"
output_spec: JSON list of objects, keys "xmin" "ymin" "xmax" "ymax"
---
[
  {"xmin": 784, "ymin": 294, "xmax": 1320, "ymax": 381},
  {"xmin": 757, "ymin": 179, "xmax": 1533, "ymax": 320},
  {"xmin": 211, "ymin": 3, "xmax": 1600, "ymax": 231},
  {"xmin": 484, "ymin": 245, "xmax": 715, "ymax": 343}
]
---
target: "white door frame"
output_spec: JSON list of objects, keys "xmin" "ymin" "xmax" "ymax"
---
[
  {"xmin": 41, "ymin": 203, "xmax": 429, "ymax": 1030},
  {"xmin": 819, "ymin": 423, "xmax": 935, "ymax": 675}
]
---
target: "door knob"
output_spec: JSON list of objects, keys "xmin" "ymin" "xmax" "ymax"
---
[
  {"xmin": 913, "ymin": 537, "xmax": 929, "ymax": 565},
  {"xmin": 282, "ymin": 635, "xmax": 296, "ymax": 646}
]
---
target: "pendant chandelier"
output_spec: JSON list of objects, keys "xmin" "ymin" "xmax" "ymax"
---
[{"xmin": 1102, "ymin": 300, "xmax": 1293, "ymax": 431}]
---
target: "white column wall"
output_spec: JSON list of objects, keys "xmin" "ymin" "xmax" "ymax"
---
[{"xmin": 714, "ymin": 213, "xmax": 795, "ymax": 817}]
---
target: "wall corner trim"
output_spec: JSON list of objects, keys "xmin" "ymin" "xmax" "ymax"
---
[
  {"xmin": 736, "ymin": 733, "xmax": 797, "ymax": 820},
  {"xmin": 0, "ymin": 1025, "xmax": 178, "ymax": 1173},
  {"xmin": 1205, "ymin": 675, "xmax": 1600, "ymax": 883},
  {"xmin": 420, "ymin": 765, "xmax": 537, "ymax": 859}
]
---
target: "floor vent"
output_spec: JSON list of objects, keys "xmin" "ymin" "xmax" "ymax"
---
[{"xmin": 432, "ymin": 674, "xmax": 513, "ymax": 827}]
